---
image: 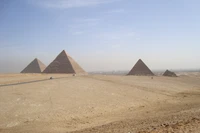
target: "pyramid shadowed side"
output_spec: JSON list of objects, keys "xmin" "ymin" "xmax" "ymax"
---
[
  {"xmin": 127, "ymin": 59, "xmax": 154, "ymax": 76},
  {"xmin": 21, "ymin": 58, "xmax": 46, "ymax": 73},
  {"xmin": 43, "ymin": 50, "xmax": 86, "ymax": 74}
]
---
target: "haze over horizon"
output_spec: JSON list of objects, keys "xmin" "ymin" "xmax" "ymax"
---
[{"xmin": 0, "ymin": 0, "xmax": 200, "ymax": 73}]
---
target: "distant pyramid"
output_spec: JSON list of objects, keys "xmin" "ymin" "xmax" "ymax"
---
[
  {"xmin": 163, "ymin": 70, "xmax": 177, "ymax": 77},
  {"xmin": 43, "ymin": 50, "xmax": 86, "ymax": 74},
  {"xmin": 21, "ymin": 58, "xmax": 46, "ymax": 73},
  {"xmin": 127, "ymin": 59, "xmax": 154, "ymax": 76}
]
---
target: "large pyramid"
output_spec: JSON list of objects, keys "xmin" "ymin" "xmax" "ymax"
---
[
  {"xmin": 43, "ymin": 50, "xmax": 86, "ymax": 74},
  {"xmin": 163, "ymin": 70, "xmax": 177, "ymax": 77},
  {"xmin": 127, "ymin": 59, "xmax": 154, "ymax": 76},
  {"xmin": 21, "ymin": 58, "xmax": 46, "ymax": 73}
]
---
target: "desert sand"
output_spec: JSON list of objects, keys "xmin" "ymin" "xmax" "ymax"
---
[{"xmin": 0, "ymin": 73, "xmax": 200, "ymax": 133}]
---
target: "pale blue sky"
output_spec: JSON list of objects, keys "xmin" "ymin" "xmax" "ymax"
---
[{"xmin": 0, "ymin": 0, "xmax": 200, "ymax": 73}]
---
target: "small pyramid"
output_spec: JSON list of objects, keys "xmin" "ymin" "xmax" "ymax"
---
[
  {"xmin": 43, "ymin": 50, "xmax": 86, "ymax": 74},
  {"xmin": 21, "ymin": 58, "xmax": 46, "ymax": 73},
  {"xmin": 127, "ymin": 59, "xmax": 154, "ymax": 76},
  {"xmin": 163, "ymin": 70, "xmax": 177, "ymax": 77}
]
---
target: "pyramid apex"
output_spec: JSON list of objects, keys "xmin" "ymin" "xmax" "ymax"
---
[
  {"xmin": 59, "ymin": 50, "xmax": 68, "ymax": 55},
  {"xmin": 61, "ymin": 50, "xmax": 66, "ymax": 53},
  {"xmin": 138, "ymin": 59, "xmax": 143, "ymax": 62},
  {"xmin": 32, "ymin": 58, "xmax": 39, "ymax": 62}
]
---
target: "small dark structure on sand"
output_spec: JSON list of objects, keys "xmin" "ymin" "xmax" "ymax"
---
[{"xmin": 163, "ymin": 70, "xmax": 177, "ymax": 77}]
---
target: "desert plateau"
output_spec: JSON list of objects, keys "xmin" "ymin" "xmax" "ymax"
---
[{"xmin": 0, "ymin": 73, "xmax": 200, "ymax": 133}]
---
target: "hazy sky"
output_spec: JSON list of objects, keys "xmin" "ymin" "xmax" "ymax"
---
[{"xmin": 0, "ymin": 0, "xmax": 200, "ymax": 73}]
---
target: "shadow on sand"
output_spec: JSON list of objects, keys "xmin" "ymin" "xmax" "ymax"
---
[{"xmin": 0, "ymin": 77, "xmax": 69, "ymax": 88}]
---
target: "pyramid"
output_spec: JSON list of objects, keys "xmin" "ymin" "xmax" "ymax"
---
[
  {"xmin": 43, "ymin": 50, "xmax": 86, "ymax": 74},
  {"xmin": 127, "ymin": 59, "xmax": 154, "ymax": 76},
  {"xmin": 163, "ymin": 70, "xmax": 177, "ymax": 77},
  {"xmin": 21, "ymin": 58, "xmax": 46, "ymax": 73}
]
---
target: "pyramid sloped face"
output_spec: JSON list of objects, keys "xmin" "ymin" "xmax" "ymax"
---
[
  {"xmin": 21, "ymin": 58, "xmax": 46, "ymax": 73},
  {"xmin": 68, "ymin": 56, "xmax": 86, "ymax": 74},
  {"xmin": 43, "ymin": 50, "xmax": 86, "ymax": 74},
  {"xmin": 37, "ymin": 59, "xmax": 46, "ymax": 72},
  {"xmin": 127, "ymin": 59, "xmax": 154, "ymax": 76},
  {"xmin": 163, "ymin": 70, "xmax": 177, "ymax": 77}
]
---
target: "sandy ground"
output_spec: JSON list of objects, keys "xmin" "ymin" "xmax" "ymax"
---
[{"xmin": 0, "ymin": 73, "xmax": 200, "ymax": 133}]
